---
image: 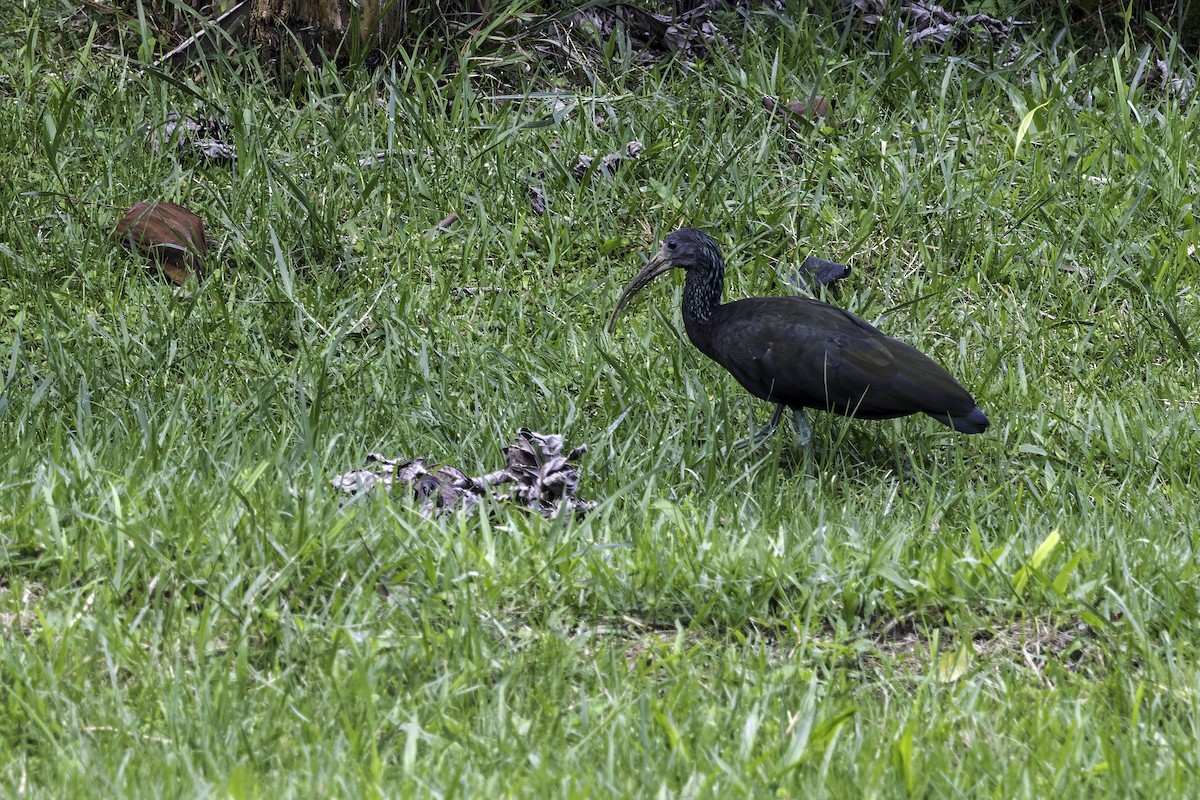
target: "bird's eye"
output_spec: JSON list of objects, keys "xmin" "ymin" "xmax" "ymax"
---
[{"xmin": 666, "ymin": 240, "xmax": 677, "ymax": 250}]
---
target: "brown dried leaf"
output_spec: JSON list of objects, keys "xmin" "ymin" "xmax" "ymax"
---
[
  {"xmin": 114, "ymin": 201, "xmax": 207, "ymax": 285},
  {"xmin": 763, "ymin": 95, "xmax": 836, "ymax": 126}
]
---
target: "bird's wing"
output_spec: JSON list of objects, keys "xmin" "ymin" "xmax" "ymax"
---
[{"xmin": 702, "ymin": 298, "xmax": 972, "ymax": 418}]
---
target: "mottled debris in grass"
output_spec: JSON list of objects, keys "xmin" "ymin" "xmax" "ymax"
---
[
  {"xmin": 531, "ymin": 140, "xmax": 644, "ymax": 214},
  {"xmin": 1156, "ymin": 59, "xmax": 1195, "ymax": 100},
  {"xmin": 563, "ymin": 1, "xmax": 730, "ymax": 61},
  {"xmin": 623, "ymin": 627, "xmax": 710, "ymax": 670},
  {"xmin": 1, "ymin": 582, "xmax": 45, "ymax": 638},
  {"xmin": 151, "ymin": 112, "xmax": 236, "ymax": 163},
  {"xmin": 847, "ymin": 0, "xmax": 1023, "ymax": 63},
  {"xmin": 528, "ymin": 184, "xmax": 548, "ymax": 215},
  {"xmin": 871, "ymin": 615, "xmax": 1098, "ymax": 678},
  {"xmin": 332, "ymin": 429, "xmax": 597, "ymax": 518},
  {"xmin": 572, "ymin": 140, "xmax": 646, "ymax": 180},
  {"xmin": 451, "ymin": 286, "xmax": 502, "ymax": 297}
]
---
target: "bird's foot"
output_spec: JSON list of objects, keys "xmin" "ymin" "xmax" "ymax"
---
[
  {"xmin": 733, "ymin": 405, "xmax": 784, "ymax": 451},
  {"xmin": 790, "ymin": 409, "xmax": 812, "ymax": 449}
]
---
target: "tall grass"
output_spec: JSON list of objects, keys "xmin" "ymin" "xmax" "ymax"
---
[{"xmin": 1, "ymin": 0, "xmax": 1199, "ymax": 795}]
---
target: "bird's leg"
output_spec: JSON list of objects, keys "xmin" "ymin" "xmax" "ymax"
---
[
  {"xmin": 734, "ymin": 404, "xmax": 785, "ymax": 450},
  {"xmin": 790, "ymin": 408, "xmax": 812, "ymax": 449},
  {"xmin": 762, "ymin": 404, "xmax": 785, "ymax": 438}
]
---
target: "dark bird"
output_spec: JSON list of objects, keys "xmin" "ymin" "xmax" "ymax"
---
[{"xmin": 606, "ymin": 228, "xmax": 989, "ymax": 446}]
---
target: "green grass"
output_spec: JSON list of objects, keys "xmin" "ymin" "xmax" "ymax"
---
[{"xmin": 2, "ymin": 1, "xmax": 1200, "ymax": 795}]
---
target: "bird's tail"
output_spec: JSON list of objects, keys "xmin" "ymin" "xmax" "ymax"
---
[{"xmin": 929, "ymin": 406, "xmax": 990, "ymax": 434}]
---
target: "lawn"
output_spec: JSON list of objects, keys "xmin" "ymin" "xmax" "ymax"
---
[{"xmin": 1, "ymin": 1, "xmax": 1199, "ymax": 796}]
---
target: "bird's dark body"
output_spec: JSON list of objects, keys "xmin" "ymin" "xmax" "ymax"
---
[
  {"xmin": 608, "ymin": 227, "xmax": 989, "ymax": 437},
  {"xmin": 684, "ymin": 296, "xmax": 988, "ymax": 432}
]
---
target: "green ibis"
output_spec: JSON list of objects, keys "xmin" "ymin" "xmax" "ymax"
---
[{"xmin": 606, "ymin": 228, "xmax": 989, "ymax": 446}]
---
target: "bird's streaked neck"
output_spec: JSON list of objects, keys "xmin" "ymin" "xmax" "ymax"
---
[{"xmin": 681, "ymin": 248, "xmax": 725, "ymax": 323}]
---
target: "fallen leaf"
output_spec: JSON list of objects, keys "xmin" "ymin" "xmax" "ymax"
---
[
  {"xmin": 114, "ymin": 201, "xmax": 207, "ymax": 285},
  {"xmin": 763, "ymin": 95, "xmax": 835, "ymax": 125}
]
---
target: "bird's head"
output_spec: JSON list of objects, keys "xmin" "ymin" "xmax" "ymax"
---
[{"xmin": 606, "ymin": 228, "xmax": 724, "ymax": 333}]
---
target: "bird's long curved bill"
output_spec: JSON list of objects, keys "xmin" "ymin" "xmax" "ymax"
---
[{"xmin": 606, "ymin": 255, "xmax": 673, "ymax": 333}]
